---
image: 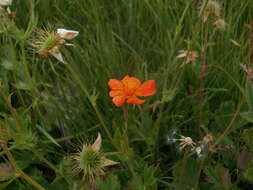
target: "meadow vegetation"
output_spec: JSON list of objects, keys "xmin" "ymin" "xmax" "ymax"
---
[{"xmin": 0, "ymin": 0, "xmax": 253, "ymax": 189}]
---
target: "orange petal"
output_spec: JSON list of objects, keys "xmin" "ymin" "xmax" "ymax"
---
[
  {"xmin": 109, "ymin": 90, "xmax": 125, "ymax": 97},
  {"xmin": 122, "ymin": 75, "xmax": 130, "ymax": 81},
  {"xmin": 112, "ymin": 96, "xmax": 126, "ymax": 107},
  {"xmin": 108, "ymin": 79, "xmax": 123, "ymax": 90},
  {"xmin": 127, "ymin": 97, "xmax": 145, "ymax": 105},
  {"xmin": 135, "ymin": 80, "xmax": 156, "ymax": 96},
  {"xmin": 122, "ymin": 75, "xmax": 141, "ymax": 94}
]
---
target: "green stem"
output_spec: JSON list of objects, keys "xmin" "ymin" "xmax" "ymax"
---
[
  {"xmin": 19, "ymin": 170, "xmax": 46, "ymax": 190},
  {"xmin": 0, "ymin": 91, "xmax": 23, "ymax": 133},
  {"xmin": 210, "ymin": 98, "xmax": 244, "ymax": 149},
  {"xmin": 176, "ymin": 149, "xmax": 188, "ymax": 190},
  {"xmin": 123, "ymin": 104, "xmax": 129, "ymax": 144},
  {"xmin": 0, "ymin": 141, "xmax": 45, "ymax": 190},
  {"xmin": 0, "ymin": 145, "xmax": 18, "ymax": 157},
  {"xmin": 199, "ymin": 20, "xmax": 209, "ymax": 136},
  {"xmin": 194, "ymin": 156, "xmax": 206, "ymax": 189}
]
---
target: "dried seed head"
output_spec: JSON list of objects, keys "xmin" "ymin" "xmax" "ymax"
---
[
  {"xmin": 178, "ymin": 136, "xmax": 196, "ymax": 150},
  {"xmin": 199, "ymin": 0, "xmax": 222, "ymax": 22},
  {"xmin": 214, "ymin": 18, "xmax": 226, "ymax": 30},
  {"xmin": 240, "ymin": 64, "xmax": 253, "ymax": 82},
  {"xmin": 205, "ymin": 0, "xmax": 221, "ymax": 14},
  {"xmin": 202, "ymin": 134, "xmax": 214, "ymax": 144},
  {"xmin": 177, "ymin": 50, "xmax": 198, "ymax": 67}
]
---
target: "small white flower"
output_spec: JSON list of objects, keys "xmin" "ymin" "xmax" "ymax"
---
[
  {"xmin": 0, "ymin": 0, "xmax": 12, "ymax": 6},
  {"xmin": 57, "ymin": 28, "xmax": 79, "ymax": 40}
]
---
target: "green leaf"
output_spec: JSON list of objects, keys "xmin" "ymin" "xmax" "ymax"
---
[{"xmin": 35, "ymin": 124, "xmax": 61, "ymax": 147}]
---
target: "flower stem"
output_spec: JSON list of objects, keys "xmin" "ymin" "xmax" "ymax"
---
[
  {"xmin": 123, "ymin": 104, "xmax": 129, "ymax": 142},
  {"xmin": 199, "ymin": 20, "xmax": 209, "ymax": 135}
]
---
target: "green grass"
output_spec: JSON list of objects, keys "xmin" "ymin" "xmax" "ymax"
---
[{"xmin": 0, "ymin": 0, "xmax": 253, "ymax": 189}]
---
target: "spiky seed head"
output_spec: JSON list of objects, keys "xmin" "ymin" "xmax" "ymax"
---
[
  {"xmin": 202, "ymin": 134, "xmax": 214, "ymax": 144},
  {"xmin": 70, "ymin": 133, "xmax": 118, "ymax": 182},
  {"xmin": 30, "ymin": 29, "xmax": 66, "ymax": 61},
  {"xmin": 31, "ymin": 27, "xmax": 78, "ymax": 63}
]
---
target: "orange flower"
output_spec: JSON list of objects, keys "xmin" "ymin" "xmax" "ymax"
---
[{"xmin": 108, "ymin": 75, "xmax": 156, "ymax": 107}]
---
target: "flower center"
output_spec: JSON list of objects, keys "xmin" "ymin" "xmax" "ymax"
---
[
  {"xmin": 123, "ymin": 83, "xmax": 139, "ymax": 96},
  {"xmin": 79, "ymin": 149, "xmax": 101, "ymax": 172}
]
